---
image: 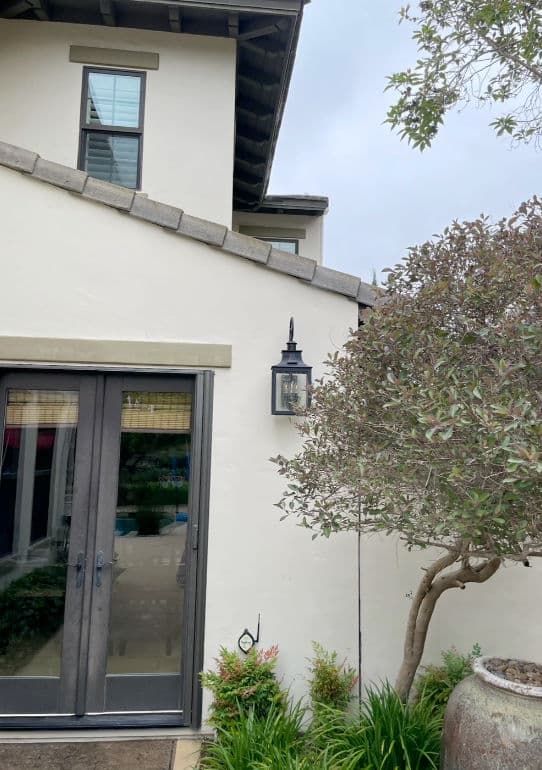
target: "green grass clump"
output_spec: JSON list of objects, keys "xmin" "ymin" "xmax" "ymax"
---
[
  {"xmin": 310, "ymin": 684, "xmax": 442, "ymax": 770},
  {"xmin": 200, "ymin": 703, "xmax": 306, "ymax": 770}
]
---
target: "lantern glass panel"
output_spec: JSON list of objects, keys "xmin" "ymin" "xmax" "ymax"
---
[{"xmin": 274, "ymin": 371, "xmax": 309, "ymax": 413}]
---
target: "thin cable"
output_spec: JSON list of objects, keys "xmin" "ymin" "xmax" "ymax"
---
[{"xmin": 357, "ymin": 493, "xmax": 363, "ymax": 704}]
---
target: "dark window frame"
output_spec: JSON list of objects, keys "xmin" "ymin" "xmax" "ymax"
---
[
  {"xmin": 260, "ymin": 237, "xmax": 299, "ymax": 255},
  {"xmin": 77, "ymin": 66, "xmax": 147, "ymax": 190}
]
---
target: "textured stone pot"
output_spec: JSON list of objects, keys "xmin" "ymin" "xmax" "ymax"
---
[{"xmin": 442, "ymin": 657, "xmax": 542, "ymax": 769}]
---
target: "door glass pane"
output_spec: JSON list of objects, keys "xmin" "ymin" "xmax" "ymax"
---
[
  {"xmin": 107, "ymin": 392, "xmax": 192, "ymax": 675},
  {"xmin": 0, "ymin": 390, "xmax": 78, "ymax": 677},
  {"xmin": 86, "ymin": 72, "xmax": 141, "ymax": 128},
  {"xmin": 83, "ymin": 132, "xmax": 139, "ymax": 189}
]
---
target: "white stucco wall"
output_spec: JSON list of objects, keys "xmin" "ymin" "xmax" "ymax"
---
[
  {"xmin": 360, "ymin": 534, "xmax": 542, "ymax": 689},
  {"xmin": 0, "ymin": 165, "xmax": 358, "ymax": 714},
  {"xmin": 233, "ymin": 211, "xmax": 325, "ymax": 263},
  {"xmin": 1, "ymin": 166, "xmax": 541, "ymax": 718},
  {"xmin": 0, "ymin": 19, "xmax": 236, "ymax": 225}
]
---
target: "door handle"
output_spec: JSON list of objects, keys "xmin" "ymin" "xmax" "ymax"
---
[
  {"xmin": 69, "ymin": 551, "xmax": 85, "ymax": 589},
  {"xmin": 95, "ymin": 550, "xmax": 105, "ymax": 587},
  {"xmin": 95, "ymin": 550, "xmax": 115, "ymax": 586}
]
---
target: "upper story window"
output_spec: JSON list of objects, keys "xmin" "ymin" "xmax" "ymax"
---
[
  {"xmin": 78, "ymin": 67, "xmax": 146, "ymax": 189},
  {"xmin": 261, "ymin": 238, "xmax": 299, "ymax": 255}
]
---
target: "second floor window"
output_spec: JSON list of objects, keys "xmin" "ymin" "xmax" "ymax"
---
[
  {"xmin": 261, "ymin": 238, "xmax": 299, "ymax": 255},
  {"xmin": 79, "ymin": 67, "xmax": 146, "ymax": 189}
]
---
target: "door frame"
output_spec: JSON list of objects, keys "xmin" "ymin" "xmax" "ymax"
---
[{"xmin": 0, "ymin": 365, "xmax": 214, "ymax": 730}]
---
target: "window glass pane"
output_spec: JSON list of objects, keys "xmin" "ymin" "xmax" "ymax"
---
[
  {"xmin": 263, "ymin": 239, "xmax": 298, "ymax": 254},
  {"xmin": 0, "ymin": 390, "xmax": 78, "ymax": 677},
  {"xmin": 107, "ymin": 392, "xmax": 192, "ymax": 677},
  {"xmin": 83, "ymin": 132, "xmax": 139, "ymax": 189},
  {"xmin": 86, "ymin": 72, "xmax": 141, "ymax": 128}
]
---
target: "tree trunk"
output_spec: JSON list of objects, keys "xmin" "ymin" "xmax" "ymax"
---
[{"xmin": 394, "ymin": 556, "xmax": 501, "ymax": 702}]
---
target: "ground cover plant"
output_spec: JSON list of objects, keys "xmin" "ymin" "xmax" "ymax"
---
[
  {"xmin": 274, "ymin": 199, "xmax": 542, "ymax": 701},
  {"xmin": 200, "ymin": 684, "xmax": 442, "ymax": 770},
  {"xmin": 200, "ymin": 703, "xmax": 307, "ymax": 770},
  {"xmin": 200, "ymin": 646, "xmax": 444, "ymax": 769},
  {"xmin": 310, "ymin": 685, "xmax": 442, "ymax": 770}
]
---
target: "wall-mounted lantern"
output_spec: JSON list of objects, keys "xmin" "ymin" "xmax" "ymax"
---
[{"xmin": 271, "ymin": 318, "xmax": 312, "ymax": 415}]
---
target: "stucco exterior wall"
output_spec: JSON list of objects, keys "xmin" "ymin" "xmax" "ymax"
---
[
  {"xmin": 1, "ymin": 166, "xmax": 541, "ymax": 717},
  {"xmin": 0, "ymin": 19, "xmax": 236, "ymax": 226},
  {"xmin": 233, "ymin": 211, "xmax": 325, "ymax": 263},
  {"xmin": 0, "ymin": 165, "xmax": 358, "ymax": 714},
  {"xmin": 360, "ymin": 534, "xmax": 542, "ymax": 689}
]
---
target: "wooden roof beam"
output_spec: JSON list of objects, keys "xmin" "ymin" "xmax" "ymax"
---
[
  {"xmin": 32, "ymin": 0, "xmax": 48, "ymax": 19},
  {"xmin": 235, "ymin": 150, "xmax": 268, "ymax": 169},
  {"xmin": 1, "ymin": 0, "xmax": 38, "ymax": 17},
  {"xmin": 99, "ymin": 0, "xmax": 116, "ymax": 25},
  {"xmin": 168, "ymin": 5, "xmax": 182, "ymax": 31},
  {"xmin": 237, "ymin": 17, "xmax": 288, "ymax": 41},
  {"xmin": 236, "ymin": 129, "xmax": 270, "ymax": 148},
  {"xmin": 237, "ymin": 97, "xmax": 274, "ymax": 121},
  {"xmin": 238, "ymin": 69, "xmax": 280, "ymax": 89},
  {"xmin": 228, "ymin": 12, "xmax": 238, "ymax": 36}
]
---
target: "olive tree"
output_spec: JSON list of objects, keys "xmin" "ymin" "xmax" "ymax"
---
[
  {"xmin": 386, "ymin": 1, "xmax": 542, "ymax": 148},
  {"xmin": 274, "ymin": 199, "xmax": 542, "ymax": 701}
]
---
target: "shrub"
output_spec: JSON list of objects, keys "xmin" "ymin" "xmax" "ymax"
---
[
  {"xmin": 119, "ymin": 480, "xmax": 189, "ymax": 508},
  {"xmin": 308, "ymin": 642, "xmax": 357, "ymax": 714},
  {"xmin": 200, "ymin": 646, "xmax": 285, "ymax": 729},
  {"xmin": 310, "ymin": 683, "xmax": 442, "ymax": 770},
  {"xmin": 200, "ymin": 702, "xmax": 305, "ymax": 770},
  {"xmin": 0, "ymin": 565, "xmax": 67, "ymax": 655},
  {"xmin": 415, "ymin": 644, "xmax": 481, "ymax": 720}
]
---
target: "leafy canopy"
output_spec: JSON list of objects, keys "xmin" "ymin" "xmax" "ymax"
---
[
  {"xmin": 274, "ymin": 198, "xmax": 542, "ymax": 564},
  {"xmin": 386, "ymin": 1, "xmax": 542, "ymax": 147}
]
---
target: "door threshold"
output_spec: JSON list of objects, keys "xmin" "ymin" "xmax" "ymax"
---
[{"xmin": 0, "ymin": 726, "xmax": 213, "ymax": 743}]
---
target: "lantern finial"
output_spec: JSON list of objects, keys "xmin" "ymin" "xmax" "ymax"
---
[{"xmin": 289, "ymin": 317, "xmax": 295, "ymax": 344}]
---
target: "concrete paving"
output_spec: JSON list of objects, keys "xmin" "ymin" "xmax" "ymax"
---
[
  {"xmin": 0, "ymin": 739, "xmax": 177, "ymax": 770},
  {"xmin": 0, "ymin": 737, "xmax": 203, "ymax": 769}
]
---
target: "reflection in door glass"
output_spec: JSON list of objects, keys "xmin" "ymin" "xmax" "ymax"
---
[
  {"xmin": 107, "ymin": 392, "xmax": 192, "ymax": 675},
  {"xmin": 0, "ymin": 390, "xmax": 78, "ymax": 676}
]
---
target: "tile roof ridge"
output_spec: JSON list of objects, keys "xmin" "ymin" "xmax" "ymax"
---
[{"xmin": 0, "ymin": 140, "xmax": 376, "ymax": 306}]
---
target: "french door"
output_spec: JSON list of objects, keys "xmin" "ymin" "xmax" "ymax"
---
[{"xmin": 0, "ymin": 370, "xmax": 211, "ymax": 727}]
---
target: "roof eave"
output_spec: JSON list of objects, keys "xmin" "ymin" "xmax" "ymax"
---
[{"xmin": 253, "ymin": 195, "xmax": 329, "ymax": 216}]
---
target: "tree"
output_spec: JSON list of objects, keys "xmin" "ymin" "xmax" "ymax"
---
[
  {"xmin": 386, "ymin": 1, "xmax": 542, "ymax": 148},
  {"xmin": 274, "ymin": 199, "xmax": 542, "ymax": 701}
]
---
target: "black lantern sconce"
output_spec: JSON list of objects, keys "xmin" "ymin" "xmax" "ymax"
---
[{"xmin": 271, "ymin": 318, "xmax": 312, "ymax": 415}]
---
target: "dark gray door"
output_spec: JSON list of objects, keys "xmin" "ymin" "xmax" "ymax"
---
[
  {"xmin": 0, "ymin": 371, "xmax": 206, "ymax": 727},
  {"xmin": 85, "ymin": 375, "xmax": 197, "ymax": 717},
  {"xmin": 0, "ymin": 372, "xmax": 97, "ymax": 716}
]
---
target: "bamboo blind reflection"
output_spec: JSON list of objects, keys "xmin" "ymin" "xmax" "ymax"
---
[
  {"xmin": 121, "ymin": 392, "xmax": 192, "ymax": 433},
  {"xmin": 5, "ymin": 390, "xmax": 79, "ymax": 426}
]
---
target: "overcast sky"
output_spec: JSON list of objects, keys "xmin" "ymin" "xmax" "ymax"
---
[{"xmin": 268, "ymin": 0, "xmax": 541, "ymax": 284}]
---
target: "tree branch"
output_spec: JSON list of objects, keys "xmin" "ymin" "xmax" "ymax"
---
[{"xmin": 479, "ymin": 32, "xmax": 542, "ymax": 84}]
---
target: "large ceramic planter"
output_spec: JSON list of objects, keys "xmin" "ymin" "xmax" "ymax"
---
[{"xmin": 442, "ymin": 657, "xmax": 542, "ymax": 769}]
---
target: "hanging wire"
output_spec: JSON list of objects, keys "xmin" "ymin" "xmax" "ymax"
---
[{"xmin": 357, "ymin": 491, "xmax": 363, "ymax": 704}]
